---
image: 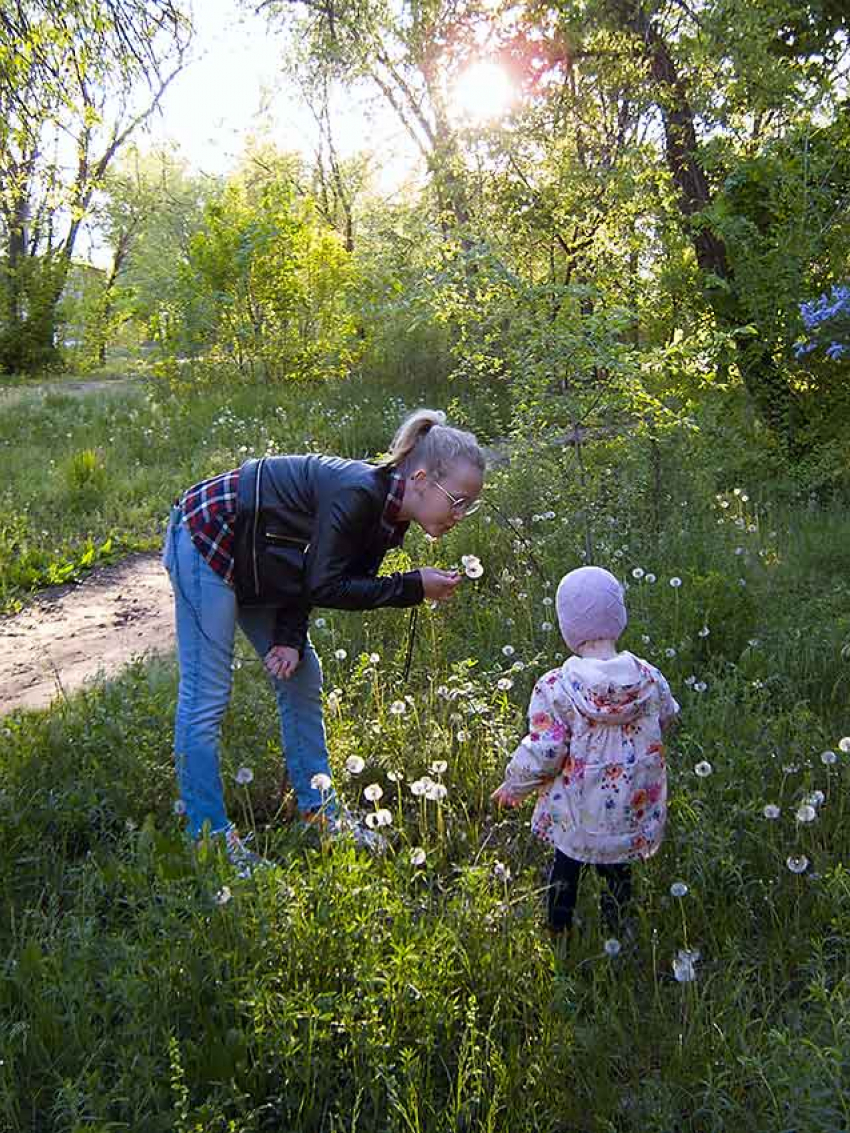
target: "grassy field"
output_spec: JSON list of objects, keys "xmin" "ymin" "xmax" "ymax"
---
[{"xmin": 1, "ymin": 373, "xmax": 849, "ymax": 1131}]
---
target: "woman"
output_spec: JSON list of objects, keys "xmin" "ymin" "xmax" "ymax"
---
[{"xmin": 163, "ymin": 408, "xmax": 485, "ymax": 871}]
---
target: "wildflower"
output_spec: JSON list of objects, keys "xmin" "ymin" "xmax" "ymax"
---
[
  {"xmin": 839, "ymin": 737, "xmax": 850, "ymax": 754},
  {"xmin": 641, "ymin": 634, "xmax": 651, "ymax": 645},
  {"xmin": 314, "ymin": 617, "xmax": 327, "ymax": 629},
  {"xmin": 436, "ymin": 685, "xmax": 450, "ymax": 698},
  {"xmin": 364, "ymin": 783, "xmax": 384, "ymax": 802},
  {"xmin": 387, "ymin": 769, "xmax": 404, "ymax": 783},
  {"xmin": 786, "ymin": 855, "xmax": 809, "ymax": 874},
  {"xmin": 694, "ymin": 761, "xmax": 713, "ymax": 778},
  {"xmin": 235, "ymin": 766, "xmax": 254, "ymax": 786},
  {"xmin": 493, "ymin": 860, "xmax": 512, "ymax": 883},
  {"xmin": 673, "ymin": 949, "xmax": 698, "ymax": 982},
  {"xmin": 463, "ymin": 555, "xmax": 484, "ymax": 579},
  {"xmin": 669, "ymin": 577, "xmax": 683, "ymax": 588},
  {"xmin": 334, "ymin": 648, "xmax": 347, "ymax": 661},
  {"xmin": 173, "ymin": 799, "xmax": 187, "ymax": 816},
  {"xmin": 497, "ymin": 678, "xmax": 514, "ymax": 692},
  {"xmin": 410, "ymin": 847, "xmax": 427, "ymax": 866},
  {"xmin": 369, "ymin": 652, "xmax": 381, "ymax": 664},
  {"xmin": 694, "ymin": 681, "xmax": 708, "ymax": 693},
  {"xmin": 670, "ymin": 882, "xmax": 689, "ymax": 898},
  {"xmin": 645, "ymin": 573, "xmax": 656, "ymax": 583},
  {"xmin": 685, "ymin": 675, "xmax": 696, "ymax": 687},
  {"xmin": 390, "ymin": 700, "xmax": 407, "ymax": 716},
  {"xmin": 425, "ymin": 781, "xmax": 448, "ymax": 801},
  {"xmin": 345, "ymin": 755, "xmax": 365, "ymax": 775},
  {"xmin": 541, "ymin": 621, "xmax": 553, "ymax": 632},
  {"xmin": 375, "ymin": 808, "xmax": 393, "ymax": 827},
  {"xmin": 502, "ymin": 644, "xmax": 515, "ymax": 657},
  {"xmin": 698, "ymin": 626, "xmax": 710, "ymax": 638},
  {"xmin": 215, "ymin": 886, "xmax": 232, "ymax": 906},
  {"xmin": 542, "ymin": 595, "xmax": 553, "ymax": 606},
  {"xmin": 410, "ymin": 779, "xmax": 428, "ymax": 797},
  {"xmin": 632, "ymin": 567, "xmax": 645, "ymax": 579},
  {"xmin": 511, "ymin": 661, "xmax": 525, "ymax": 672},
  {"xmin": 604, "ymin": 938, "xmax": 622, "ymax": 957},
  {"xmin": 430, "ymin": 760, "xmax": 448, "ymax": 774},
  {"xmin": 795, "ymin": 804, "xmax": 817, "ymax": 824},
  {"xmin": 456, "ymin": 730, "xmax": 469, "ymax": 742},
  {"xmin": 310, "ymin": 772, "xmax": 332, "ymax": 792},
  {"xmin": 763, "ymin": 804, "xmax": 780, "ymax": 819},
  {"xmin": 821, "ymin": 750, "xmax": 837, "ymax": 765},
  {"xmin": 365, "ymin": 812, "xmax": 381, "ymax": 829}
]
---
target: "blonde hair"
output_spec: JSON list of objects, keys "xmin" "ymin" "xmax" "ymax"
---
[{"xmin": 379, "ymin": 408, "xmax": 485, "ymax": 479}]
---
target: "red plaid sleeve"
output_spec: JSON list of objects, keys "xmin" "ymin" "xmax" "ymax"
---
[{"xmin": 181, "ymin": 469, "xmax": 240, "ymax": 584}]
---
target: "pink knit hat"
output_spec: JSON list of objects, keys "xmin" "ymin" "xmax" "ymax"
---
[{"xmin": 556, "ymin": 566, "xmax": 628, "ymax": 650}]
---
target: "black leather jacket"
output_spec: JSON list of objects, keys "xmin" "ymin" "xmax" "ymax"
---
[{"xmin": 232, "ymin": 455, "xmax": 423, "ymax": 654}]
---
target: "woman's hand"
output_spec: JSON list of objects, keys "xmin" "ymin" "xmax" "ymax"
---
[
  {"xmin": 420, "ymin": 567, "xmax": 463, "ymax": 602},
  {"xmin": 491, "ymin": 783, "xmax": 523, "ymax": 808},
  {"xmin": 264, "ymin": 645, "xmax": 300, "ymax": 680}
]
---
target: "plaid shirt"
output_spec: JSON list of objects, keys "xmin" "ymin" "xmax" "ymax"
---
[
  {"xmin": 181, "ymin": 469, "xmax": 240, "ymax": 584},
  {"xmin": 181, "ymin": 466, "xmax": 408, "ymax": 585}
]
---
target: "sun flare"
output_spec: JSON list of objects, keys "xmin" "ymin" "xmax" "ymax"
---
[{"xmin": 451, "ymin": 61, "xmax": 515, "ymax": 123}]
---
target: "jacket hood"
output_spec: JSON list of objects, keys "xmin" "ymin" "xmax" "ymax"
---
[{"xmin": 562, "ymin": 652, "xmax": 656, "ymax": 724}]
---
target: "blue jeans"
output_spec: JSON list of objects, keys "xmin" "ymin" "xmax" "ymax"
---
[{"xmin": 163, "ymin": 508, "xmax": 335, "ymax": 837}]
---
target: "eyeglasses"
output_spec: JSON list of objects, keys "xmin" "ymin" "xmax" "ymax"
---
[{"xmin": 431, "ymin": 480, "xmax": 481, "ymax": 517}]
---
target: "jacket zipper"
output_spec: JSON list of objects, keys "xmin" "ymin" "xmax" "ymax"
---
[{"xmin": 252, "ymin": 457, "xmax": 265, "ymax": 597}]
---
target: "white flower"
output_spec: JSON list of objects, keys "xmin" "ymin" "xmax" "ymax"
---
[
  {"xmin": 786, "ymin": 855, "xmax": 809, "ymax": 874},
  {"xmin": 763, "ymin": 804, "xmax": 780, "ymax": 819},
  {"xmin": 235, "ymin": 766, "xmax": 254, "ymax": 786},
  {"xmin": 334, "ymin": 648, "xmax": 347, "ymax": 661},
  {"xmin": 389, "ymin": 700, "xmax": 407, "ymax": 715},
  {"xmin": 364, "ymin": 783, "xmax": 384, "ymax": 802},
  {"xmin": 456, "ymin": 730, "xmax": 468, "ymax": 743},
  {"xmin": 429, "ymin": 760, "xmax": 448, "ymax": 774},
  {"xmin": 464, "ymin": 556, "xmax": 484, "ymax": 579},
  {"xmin": 604, "ymin": 938, "xmax": 622, "ymax": 957},
  {"xmin": 387, "ymin": 769, "xmax": 404, "ymax": 783},
  {"xmin": 838, "ymin": 737, "xmax": 850, "ymax": 754},
  {"xmin": 673, "ymin": 949, "xmax": 698, "ymax": 982},
  {"xmin": 436, "ymin": 685, "xmax": 450, "ymax": 698},
  {"xmin": 669, "ymin": 577, "xmax": 682, "ymax": 588},
  {"xmin": 375, "ymin": 808, "xmax": 393, "ymax": 827},
  {"xmin": 632, "ymin": 567, "xmax": 645, "ymax": 579},
  {"xmin": 670, "ymin": 881, "xmax": 689, "ymax": 898},
  {"xmin": 698, "ymin": 626, "xmax": 710, "ymax": 638},
  {"xmin": 493, "ymin": 860, "xmax": 511, "ymax": 882},
  {"xmin": 821, "ymin": 750, "xmax": 837, "ymax": 765},
  {"xmin": 511, "ymin": 661, "xmax": 525, "ymax": 672},
  {"xmin": 665, "ymin": 647, "xmax": 677, "ymax": 659},
  {"xmin": 310, "ymin": 772, "xmax": 332, "ymax": 792},
  {"xmin": 502, "ymin": 644, "xmax": 515, "ymax": 657},
  {"xmin": 694, "ymin": 761, "xmax": 713, "ymax": 778},
  {"xmin": 425, "ymin": 781, "xmax": 447, "ymax": 802},
  {"xmin": 806, "ymin": 790, "xmax": 825, "ymax": 807},
  {"xmin": 410, "ymin": 847, "xmax": 426, "ymax": 866},
  {"xmin": 541, "ymin": 622, "xmax": 553, "ymax": 632},
  {"xmin": 345, "ymin": 755, "xmax": 365, "ymax": 775},
  {"xmin": 694, "ymin": 681, "xmax": 708, "ymax": 693},
  {"xmin": 542, "ymin": 596, "xmax": 553, "ymax": 606},
  {"xmin": 795, "ymin": 804, "xmax": 817, "ymax": 824},
  {"xmin": 173, "ymin": 799, "xmax": 187, "ymax": 816},
  {"xmin": 645, "ymin": 573, "xmax": 656, "ymax": 583},
  {"xmin": 314, "ymin": 617, "xmax": 327, "ymax": 629},
  {"xmin": 641, "ymin": 634, "xmax": 651, "ymax": 644},
  {"xmin": 215, "ymin": 886, "xmax": 232, "ymax": 906},
  {"xmin": 369, "ymin": 652, "xmax": 381, "ymax": 664},
  {"xmin": 365, "ymin": 812, "xmax": 381, "ymax": 829},
  {"xmin": 497, "ymin": 678, "xmax": 514, "ymax": 692},
  {"xmin": 410, "ymin": 779, "xmax": 428, "ymax": 797}
]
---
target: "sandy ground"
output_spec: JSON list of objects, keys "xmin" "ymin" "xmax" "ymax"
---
[{"xmin": 0, "ymin": 552, "xmax": 174, "ymax": 715}]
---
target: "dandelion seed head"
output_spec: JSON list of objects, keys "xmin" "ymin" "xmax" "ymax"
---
[
  {"xmin": 365, "ymin": 812, "xmax": 380, "ymax": 829},
  {"xmin": 665, "ymin": 647, "xmax": 677, "ymax": 658},
  {"xmin": 173, "ymin": 799, "xmax": 187, "ymax": 816},
  {"xmin": 645, "ymin": 573, "xmax": 656, "ymax": 583},
  {"xmin": 604, "ymin": 937, "xmax": 622, "ymax": 957},
  {"xmin": 314, "ymin": 617, "xmax": 327, "ymax": 629},
  {"xmin": 632, "ymin": 567, "xmax": 645, "ymax": 579},
  {"xmin": 694, "ymin": 681, "xmax": 708, "ymax": 693},
  {"xmin": 493, "ymin": 860, "xmax": 511, "ymax": 883},
  {"xmin": 375, "ymin": 808, "xmax": 393, "ymax": 827},
  {"xmin": 310, "ymin": 772, "xmax": 332, "ymax": 792},
  {"xmin": 787, "ymin": 855, "xmax": 809, "ymax": 874},
  {"xmin": 796, "ymin": 804, "xmax": 817, "ymax": 823},
  {"xmin": 345, "ymin": 755, "xmax": 365, "ymax": 775},
  {"xmin": 334, "ymin": 648, "xmax": 347, "ymax": 661},
  {"xmin": 430, "ymin": 760, "xmax": 448, "ymax": 774},
  {"xmin": 387, "ymin": 769, "xmax": 404, "ymax": 782},
  {"xmin": 502, "ymin": 645, "xmax": 515, "ymax": 657},
  {"xmin": 369, "ymin": 652, "xmax": 381, "ymax": 664},
  {"xmin": 425, "ymin": 781, "xmax": 447, "ymax": 801},
  {"xmin": 497, "ymin": 677, "xmax": 514, "ymax": 692},
  {"xmin": 464, "ymin": 557, "xmax": 484, "ymax": 579},
  {"xmin": 410, "ymin": 779, "xmax": 427, "ymax": 797},
  {"xmin": 364, "ymin": 783, "xmax": 384, "ymax": 802},
  {"xmin": 698, "ymin": 626, "xmax": 710, "ymax": 638},
  {"xmin": 669, "ymin": 577, "xmax": 683, "ymax": 588},
  {"xmin": 410, "ymin": 847, "xmax": 426, "ymax": 866},
  {"xmin": 235, "ymin": 766, "xmax": 254, "ymax": 786},
  {"xmin": 215, "ymin": 886, "xmax": 232, "ymax": 906},
  {"xmin": 694, "ymin": 761, "xmax": 713, "ymax": 778},
  {"xmin": 763, "ymin": 804, "xmax": 780, "ymax": 819},
  {"xmin": 806, "ymin": 790, "xmax": 825, "ymax": 807},
  {"xmin": 821, "ymin": 750, "xmax": 837, "ymax": 765},
  {"xmin": 390, "ymin": 700, "xmax": 407, "ymax": 716},
  {"xmin": 541, "ymin": 621, "xmax": 553, "ymax": 632},
  {"xmin": 839, "ymin": 737, "xmax": 850, "ymax": 754},
  {"xmin": 670, "ymin": 881, "xmax": 689, "ymax": 898}
]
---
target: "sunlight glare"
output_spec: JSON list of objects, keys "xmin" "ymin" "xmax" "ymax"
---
[{"xmin": 451, "ymin": 61, "xmax": 515, "ymax": 123}]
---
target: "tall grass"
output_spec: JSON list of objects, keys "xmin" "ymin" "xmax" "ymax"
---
[{"xmin": 1, "ymin": 382, "xmax": 849, "ymax": 1130}]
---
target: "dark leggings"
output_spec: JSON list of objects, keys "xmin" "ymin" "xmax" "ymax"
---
[{"xmin": 548, "ymin": 849, "xmax": 632, "ymax": 935}]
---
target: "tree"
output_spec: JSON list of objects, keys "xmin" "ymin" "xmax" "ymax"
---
[{"xmin": 0, "ymin": 0, "xmax": 191, "ymax": 373}]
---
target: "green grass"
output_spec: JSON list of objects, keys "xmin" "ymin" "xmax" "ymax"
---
[{"xmin": 1, "ymin": 378, "xmax": 849, "ymax": 1130}]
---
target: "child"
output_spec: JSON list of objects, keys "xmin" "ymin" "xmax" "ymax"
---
[{"xmin": 492, "ymin": 566, "xmax": 679, "ymax": 939}]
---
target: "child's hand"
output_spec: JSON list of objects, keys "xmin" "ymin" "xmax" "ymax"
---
[{"xmin": 491, "ymin": 783, "xmax": 523, "ymax": 808}]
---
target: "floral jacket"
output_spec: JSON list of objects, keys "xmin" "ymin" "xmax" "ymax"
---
[{"xmin": 502, "ymin": 652, "xmax": 680, "ymax": 864}]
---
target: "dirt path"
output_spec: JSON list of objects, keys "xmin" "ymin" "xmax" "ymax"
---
[{"xmin": 0, "ymin": 552, "xmax": 174, "ymax": 715}]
